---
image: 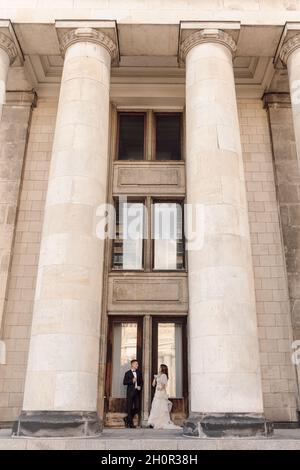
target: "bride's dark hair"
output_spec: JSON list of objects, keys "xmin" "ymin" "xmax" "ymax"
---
[{"xmin": 160, "ymin": 364, "xmax": 168, "ymax": 379}]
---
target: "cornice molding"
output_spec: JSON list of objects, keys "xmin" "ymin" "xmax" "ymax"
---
[
  {"xmin": 60, "ymin": 27, "xmax": 118, "ymax": 62},
  {"xmin": 0, "ymin": 32, "xmax": 18, "ymax": 65},
  {"xmin": 179, "ymin": 28, "xmax": 237, "ymax": 64},
  {"xmin": 279, "ymin": 33, "xmax": 300, "ymax": 65}
]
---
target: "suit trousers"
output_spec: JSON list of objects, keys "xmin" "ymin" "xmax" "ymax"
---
[{"xmin": 127, "ymin": 389, "xmax": 140, "ymax": 423}]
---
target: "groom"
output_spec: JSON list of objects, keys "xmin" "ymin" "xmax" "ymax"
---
[{"xmin": 123, "ymin": 359, "xmax": 143, "ymax": 428}]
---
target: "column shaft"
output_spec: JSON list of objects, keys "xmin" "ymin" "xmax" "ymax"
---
[
  {"xmin": 15, "ymin": 29, "xmax": 116, "ymax": 437},
  {"xmin": 182, "ymin": 30, "xmax": 268, "ymax": 437}
]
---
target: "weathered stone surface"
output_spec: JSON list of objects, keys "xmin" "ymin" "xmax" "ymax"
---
[
  {"xmin": 0, "ymin": 96, "xmax": 33, "ymax": 341},
  {"xmin": 108, "ymin": 274, "xmax": 188, "ymax": 313},
  {"xmin": 268, "ymin": 104, "xmax": 300, "ymax": 343},
  {"xmin": 183, "ymin": 413, "xmax": 273, "ymax": 438},
  {"xmin": 12, "ymin": 411, "xmax": 102, "ymax": 438},
  {"xmin": 0, "ymin": 98, "xmax": 54, "ymax": 423}
]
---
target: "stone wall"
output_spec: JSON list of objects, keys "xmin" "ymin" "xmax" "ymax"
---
[
  {"xmin": 0, "ymin": 98, "xmax": 55, "ymax": 423},
  {"xmin": 0, "ymin": 92, "xmax": 34, "ymax": 361},
  {"xmin": 239, "ymin": 98, "xmax": 298, "ymax": 423},
  {"xmin": 266, "ymin": 97, "xmax": 300, "ymax": 340},
  {"xmin": 265, "ymin": 96, "xmax": 300, "ymax": 416}
]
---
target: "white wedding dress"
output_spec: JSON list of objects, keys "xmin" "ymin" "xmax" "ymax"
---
[{"xmin": 147, "ymin": 373, "xmax": 181, "ymax": 429}]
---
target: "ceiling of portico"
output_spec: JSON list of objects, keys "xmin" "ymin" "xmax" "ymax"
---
[{"xmin": 6, "ymin": 21, "xmax": 291, "ymax": 98}]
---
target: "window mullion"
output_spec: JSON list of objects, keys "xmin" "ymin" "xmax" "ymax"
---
[
  {"xmin": 144, "ymin": 196, "xmax": 152, "ymax": 271},
  {"xmin": 146, "ymin": 110, "xmax": 153, "ymax": 161}
]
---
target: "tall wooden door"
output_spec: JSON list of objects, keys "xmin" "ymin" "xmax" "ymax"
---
[
  {"xmin": 151, "ymin": 317, "xmax": 188, "ymax": 425},
  {"xmin": 104, "ymin": 316, "xmax": 143, "ymax": 427}
]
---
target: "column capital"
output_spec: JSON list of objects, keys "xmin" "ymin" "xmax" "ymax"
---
[
  {"xmin": 5, "ymin": 90, "xmax": 37, "ymax": 108},
  {"xmin": 60, "ymin": 27, "xmax": 118, "ymax": 62},
  {"xmin": 179, "ymin": 28, "xmax": 237, "ymax": 64},
  {"xmin": 279, "ymin": 33, "xmax": 300, "ymax": 65},
  {"xmin": 0, "ymin": 31, "xmax": 17, "ymax": 65}
]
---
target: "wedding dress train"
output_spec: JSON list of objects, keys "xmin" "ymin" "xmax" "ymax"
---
[{"xmin": 147, "ymin": 373, "xmax": 181, "ymax": 430}]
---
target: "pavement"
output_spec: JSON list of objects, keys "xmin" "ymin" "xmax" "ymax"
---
[{"xmin": 0, "ymin": 427, "xmax": 300, "ymax": 450}]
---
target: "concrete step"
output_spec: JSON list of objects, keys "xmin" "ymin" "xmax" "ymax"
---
[{"xmin": 0, "ymin": 428, "xmax": 300, "ymax": 450}]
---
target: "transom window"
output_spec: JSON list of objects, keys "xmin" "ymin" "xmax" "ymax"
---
[{"xmin": 116, "ymin": 111, "xmax": 183, "ymax": 161}]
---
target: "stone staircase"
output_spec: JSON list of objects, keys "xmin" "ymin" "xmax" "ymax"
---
[{"xmin": 0, "ymin": 428, "xmax": 300, "ymax": 450}]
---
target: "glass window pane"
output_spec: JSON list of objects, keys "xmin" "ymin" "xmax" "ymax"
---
[
  {"xmin": 153, "ymin": 202, "xmax": 184, "ymax": 270},
  {"xmin": 156, "ymin": 114, "xmax": 181, "ymax": 160},
  {"xmin": 157, "ymin": 323, "xmax": 183, "ymax": 398},
  {"xmin": 112, "ymin": 323, "xmax": 137, "ymax": 398},
  {"xmin": 118, "ymin": 113, "xmax": 145, "ymax": 160},
  {"xmin": 113, "ymin": 201, "xmax": 144, "ymax": 270}
]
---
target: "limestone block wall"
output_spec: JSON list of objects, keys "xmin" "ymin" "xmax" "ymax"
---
[
  {"xmin": 267, "ymin": 103, "xmax": 300, "ymax": 341},
  {"xmin": 239, "ymin": 99, "xmax": 298, "ymax": 423},
  {"xmin": 0, "ymin": 98, "xmax": 55, "ymax": 423},
  {"xmin": 0, "ymin": 95, "xmax": 299, "ymax": 424},
  {"xmin": 266, "ymin": 100, "xmax": 300, "ymax": 413},
  {"xmin": 0, "ymin": 95, "xmax": 33, "ymax": 344}
]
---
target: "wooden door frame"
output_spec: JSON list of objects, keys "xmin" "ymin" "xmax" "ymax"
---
[
  {"xmin": 104, "ymin": 316, "xmax": 144, "ymax": 416},
  {"xmin": 151, "ymin": 316, "xmax": 188, "ymax": 418}
]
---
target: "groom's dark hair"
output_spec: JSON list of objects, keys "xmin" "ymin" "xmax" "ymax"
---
[{"xmin": 131, "ymin": 359, "xmax": 138, "ymax": 365}]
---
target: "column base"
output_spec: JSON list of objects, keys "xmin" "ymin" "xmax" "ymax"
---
[
  {"xmin": 12, "ymin": 411, "xmax": 102, "ymax": 438},
  {"xmin": 183, "ymin": 413, "xmax": 273, "ymax": 438}
]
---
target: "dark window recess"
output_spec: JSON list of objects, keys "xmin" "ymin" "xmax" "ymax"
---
[
  {"xmin": 118, "ymin": 113, "xmax": 145, "ymax": 160},
  {"xmin": 155, "ymin": 114, "xmax": 181, "ymax": 161}
]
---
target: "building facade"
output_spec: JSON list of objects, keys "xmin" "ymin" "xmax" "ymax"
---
[{"xmin": 0, "ymin": 0, "xmax": 300, "ymax": 438}]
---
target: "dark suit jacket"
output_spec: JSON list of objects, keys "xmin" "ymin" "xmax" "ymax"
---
[{"xmin": 123, "ymin": 369, "xmax": 143, "ymax": 397}]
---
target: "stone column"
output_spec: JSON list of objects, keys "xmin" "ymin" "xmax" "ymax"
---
[
  {"xmin": 280, "ymin": 34, "xmax": 300, "ymax": 171},
  {"xmin": 14, "ymin": 28, "xmax": 117, "ymax": 437},
  {"xmin": 0, "ymin": 32, "xmax": 17, "ymax": 120},
  {"xmin": 180, "ymin": 29, "xmax": 269, "ymax": 437}
]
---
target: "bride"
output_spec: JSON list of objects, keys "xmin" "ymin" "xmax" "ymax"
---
[{"xmin": 148, "ymin": 364, "xmax": 181, "ymax": 430}]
